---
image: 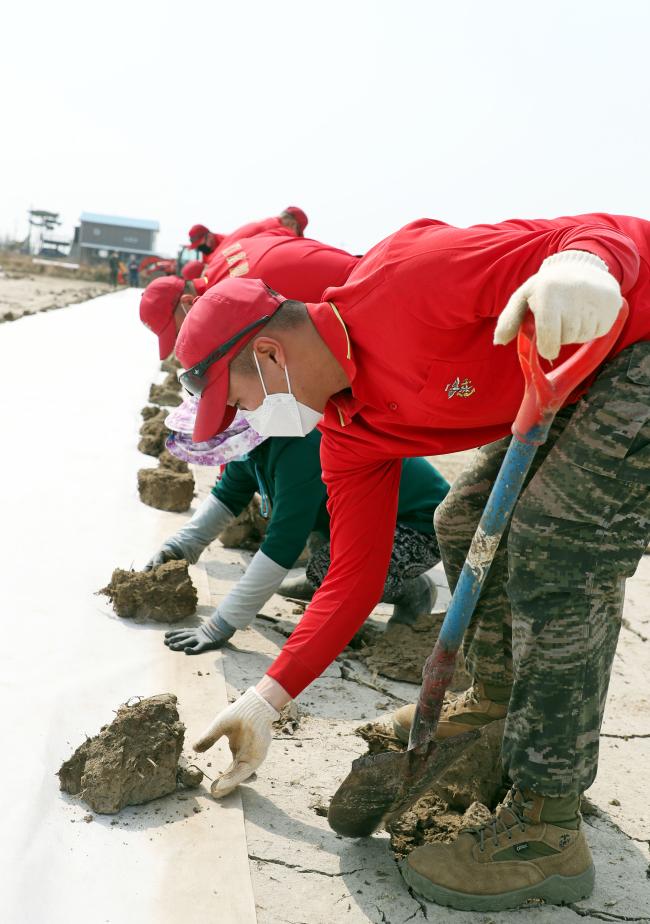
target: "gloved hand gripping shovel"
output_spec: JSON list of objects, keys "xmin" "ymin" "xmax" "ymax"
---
[{"xmin": 328, "ymin": 305, "xmax": 629, "ymax": 837}]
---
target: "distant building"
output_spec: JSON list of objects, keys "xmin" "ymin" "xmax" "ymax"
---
[{"xmin": 75, "ymin": 212, "xmax": 159, "ymax": 263}]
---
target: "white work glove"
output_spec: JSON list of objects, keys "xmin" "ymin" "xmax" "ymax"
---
[
  {"xmin": 494, "ymin": 250, "xmax": 623, "ymax": 360},
  {"xmin": 193, "ymin": 687, "xmax": 280, "ymax": 797},
  {"xmin": 144, "ymin": 494, "xmax": 234, "ymax": 569}
]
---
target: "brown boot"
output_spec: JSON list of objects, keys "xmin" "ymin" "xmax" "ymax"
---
[
  {"xmin": 400, "ymin": 787, "xmax": 594, "ymax": 912},
  {"xmin": 391, "ymin": 680, "xmax": 508, "ymax": 744}
]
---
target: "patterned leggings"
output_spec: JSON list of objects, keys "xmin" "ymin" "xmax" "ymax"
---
[{"xmin": 306, "ymin": 525, "xmax": 441, "ymax": 601}]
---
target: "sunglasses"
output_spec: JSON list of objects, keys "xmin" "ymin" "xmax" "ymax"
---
[{"xmin": 179, "ymin": 315, "xmax": 272, "ymax": 397}]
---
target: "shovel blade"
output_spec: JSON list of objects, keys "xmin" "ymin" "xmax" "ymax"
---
[{"xmin": 328, "ymin": 730, "xmax": 480, "ymax": 837}]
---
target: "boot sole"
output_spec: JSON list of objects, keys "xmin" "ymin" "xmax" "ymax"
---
[{"xmin": 400, "ymin": 860, "xmax": 595, "ymax": 912}]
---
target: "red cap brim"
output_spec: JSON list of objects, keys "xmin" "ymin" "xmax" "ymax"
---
[
  {"xmin": 192, "ymin": 368, "xmax": 237, "ymax": 441},
  {"xmin": 158, "ymin": 317, "xmax": 177, "ymax": 360},
  {"xmin": 187, "ymin": 237, "xmax": 206, "ymax": 250}
]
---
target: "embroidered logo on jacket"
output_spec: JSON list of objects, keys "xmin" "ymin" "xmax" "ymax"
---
[{"xmin": 445, "ymin": 377, "xmax": 476, "ymax": 399}]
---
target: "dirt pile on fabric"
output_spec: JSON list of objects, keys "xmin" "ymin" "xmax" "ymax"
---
[
  {"xmin": 98, "ymin": 561, "xmax": 198, "ymax": 622},
  {"xmin": 357, "ymin": 715, "xmax": 507, "ymax": 804},
  {"xmin": 138, "ymin": 407, "xmax": 170, "ymax": 457},
  {"xmin": 158, "ymin": 448, "xmax": 189, "ymax": 473},
  {"xmin": 160, "ymin": 356, "xmax": 181, "ymax": 374},
  {"xmin": 149, "ymin": 372, "xmax": 182, "ymax": 407},
  {"xmin": 353, "ymin": 717, "xmax": 507, "ymax": 858},
  {"xmin": 359, "ymin": 612, "xmax": 472, "ymax": 689},
  {"xmin": 57, "ymin": 694, "xmax": 199, "ymax": 814},
  {"xmin": 138, "ymin": 466, "xmax": 194, "ymax": 511},
  {"xmin": 219, "ymin": 497, "xmax": 268, "ymax": 551}
]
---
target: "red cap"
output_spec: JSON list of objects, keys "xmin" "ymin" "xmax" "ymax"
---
[
  {"xmin": 285, "ymin": 206, "xmax": 308, "ymax": 234},
  {"xmin": 175, "ymin": 277, "xmax": 285, "ymax": 441},
  {"xmin": 192, "ymin": 274, "xmax": 210, "ymax": 296},
  {"xmin": 139, "ymin": 276, "xmax": 185, "ymax": 359},
  {"xmin": 181, "ymin": 260, "xmax": 205, "ymax": 281},
  {"xmin": 187, "ymin": 223, "xmax": 210, "ymax": 249}
]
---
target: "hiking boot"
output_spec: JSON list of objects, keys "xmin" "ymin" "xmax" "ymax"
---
[
  {"xmin": 400, "ymin": 787, "xmax": 594, "ymax": 912},
  {"xmin": 391, "ymin": 680, "xmax": 509, "ymax": 744},
  {"xmin": 277, "ymin": 574, "xmax": 316, "ymax": 601},
  {"xmin": 387, "ymin": 574, "xmax": 437, "ymax": 627}
]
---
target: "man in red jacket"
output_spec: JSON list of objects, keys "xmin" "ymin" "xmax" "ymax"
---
[
  {"xmin": 175, "ymin": 214, "xmax": 650, "ymax": 912},
  {"xmin": 192, "ymin": 228, "xmax": 359, "ymax": 304},
  {"xmin": 187, "ymin": 206, "xmax": 308, "ymax": 263}
]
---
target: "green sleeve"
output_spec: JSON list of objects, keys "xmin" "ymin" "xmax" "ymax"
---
[
  {"xmin": 211, "ymin": 459, "xmax": 257, "ymax": 518},
  {"xmin": 261, "ymin": 438, "xmax": 328, "ymax": 569}
]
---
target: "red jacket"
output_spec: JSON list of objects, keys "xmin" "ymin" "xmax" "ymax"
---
[
  {"xmin": 204, "ymin": 217, "xmax": 293, "ymax": 265},
  {"xmin": 267, "ymin": 213, "xmax": 650, "ymax": 697},
  {"xmin": 197, "ymin": 229, "xmax": 360, "ymax": 302}
]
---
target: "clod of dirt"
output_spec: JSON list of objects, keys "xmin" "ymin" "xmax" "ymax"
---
[
  {"xmin": 273, "ymin": 702, "xmax": 301, "ymax": 736},
  {"xmin": 177, "ymin": 757, "xmax": 204, "ymax": 789},
  {"xmin": 389, "ymin": 796, "xmax": 493, "ymax": 859},
  {"xmin": 58, "ymin": 694, "xmax": 185, "ymax": 814},
  {"xmin": 149, "ymin": 373, "xmax": 182, "ymax": 407},
  {"xmin": 361, "ymin": 613, "xmax": 472, "ymax": 690},
  {"xmin": 138, "ymin": 466, "xmax": 194, "ymax": 512},
  {"xmin": 158, "ymin": 448, "xmax": 189, "ymax": 473},
  {"xmin": 161, "ymin": 356, "xmax": 182, "ymax": 374},
  {"xmin": 98, "ymin": 561, "xmax": 198, "ymax": 622},
  {"xmin": 356, "ymin": 716, "xmax": 507, "ymax": 811},
  {"xmin": 219, "ymin": 497, "xmax": 268, "ymax": 551},
  {"xmin": 138, "ymin": 408, "xmax": 170, "ymax": 457}
]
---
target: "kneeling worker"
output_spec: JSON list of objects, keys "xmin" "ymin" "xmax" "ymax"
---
[{"xmin": 145, "ymin": 429, "xmax": 449, "ymax": 652}]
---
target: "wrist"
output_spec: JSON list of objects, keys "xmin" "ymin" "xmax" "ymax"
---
[
  {"xmin": 543, "ymin": 249, "xmax": 610, "ymax": 274},
  {"xmin": 256, "ymin": 675, "xmax": 291, "ymax": 711}
]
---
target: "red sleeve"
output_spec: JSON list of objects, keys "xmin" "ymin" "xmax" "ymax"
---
[
  {"xmin": 267, "ymin": 448, "xmax": 402, "ymax": 697},
  {"xmin": 382, "ymin": 220, "xmax": 641, "ymax": 329}
]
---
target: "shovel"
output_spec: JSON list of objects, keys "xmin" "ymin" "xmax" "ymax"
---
[{"xmin": 328, "ymin": 304, "xmax": 629, "ymax": 837}]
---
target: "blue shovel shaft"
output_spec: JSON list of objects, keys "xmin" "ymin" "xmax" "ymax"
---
[{"xmin": 408, "ymin": 420, "xmax": 551, "ymax": 751}]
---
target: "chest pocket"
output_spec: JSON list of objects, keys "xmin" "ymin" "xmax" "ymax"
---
[{"xmin": 557, "ymin": 342, "xmax": 650, "ymax": 485}]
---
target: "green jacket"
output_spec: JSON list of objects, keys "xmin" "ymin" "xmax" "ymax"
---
[{"xmin": 212, "ymin": 431, "xmax": 448, "ymax": 569}]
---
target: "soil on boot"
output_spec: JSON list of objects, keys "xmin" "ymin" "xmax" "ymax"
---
[
  {"xmin": 138, "ymin": 466, "xmax": 194, "ymax": 512},
  {"xmin": 356, "ymin": 716, "xmax": 507, "ymax": 810},
  {"xmin": 219, "ymin": 496, "xmax": 268, "ymax": 551},
  {"xmin": 360, "ymin": 612, "xmax": 472, "ymax": 689},
  {"xmin": 138, "ymin": 408, "xmax": 170, "ymax": 457},
  {"xmin": 389, "ymin": 797, "xmax": 493, "ymax": 860},
  {"xmin": 57, "ymin": 694, "xmax": 186, "ymax": 813},
  {"xmin": 158, "ymin": 448, "xmax": 189, "ymax": 473},
  {"xmin": 149, "ymin": 373, "xmax": 182, "ymax": 407},
  {"xmin": 98, "ymin": 561, "xmax": 198, "ymax": 622}
]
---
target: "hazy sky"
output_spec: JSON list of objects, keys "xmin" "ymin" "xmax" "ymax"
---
[{"xmin": 3, "ymin": 0, "xmax": 650, "ymax": 257}]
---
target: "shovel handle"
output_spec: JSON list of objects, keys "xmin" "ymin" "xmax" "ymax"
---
[{"xmin": 513, "ymin": 302, "xmax": 629, "ymax": 442}]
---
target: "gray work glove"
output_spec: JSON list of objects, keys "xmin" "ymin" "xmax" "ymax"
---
[
  {"xmin": 163, "ymin": 550, "xmax": 289, "ymax": 655},
  {"xmin": 144, "ymin": 494, "xmax": 234, "ymax": 570},
  {"xmin": 164, "ymin": 613, "xmax": 236, "ymax": 654}
]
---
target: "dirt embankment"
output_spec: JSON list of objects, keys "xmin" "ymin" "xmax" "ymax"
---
[{"xmin": 0, "ymin": 271, "xmax": 111, "ymax": 322}]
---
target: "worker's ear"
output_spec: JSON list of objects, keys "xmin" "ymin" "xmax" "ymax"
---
[{"xmin": 253, "ymin": 337, "xmax": 286, "ymax": 368}]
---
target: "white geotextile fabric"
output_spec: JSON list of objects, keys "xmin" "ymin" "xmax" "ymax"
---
[{"xmin": 0, "ymin": 290, "xmax": 255, "ymax": 924}]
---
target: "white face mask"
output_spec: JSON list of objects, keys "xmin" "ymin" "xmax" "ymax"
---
[{"xmin": 243, "ymin": 353, "xmax": 323, "ymax": 438}]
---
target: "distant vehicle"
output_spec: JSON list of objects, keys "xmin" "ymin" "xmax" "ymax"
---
[{"xmin": 139, "ymin": 246, "xmax": 200, "ymax": 281}]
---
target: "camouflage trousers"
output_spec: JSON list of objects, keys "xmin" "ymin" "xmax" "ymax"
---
[{"xmin": 434, "ymin": 341, "xmax": 650, "ymax": 796}]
